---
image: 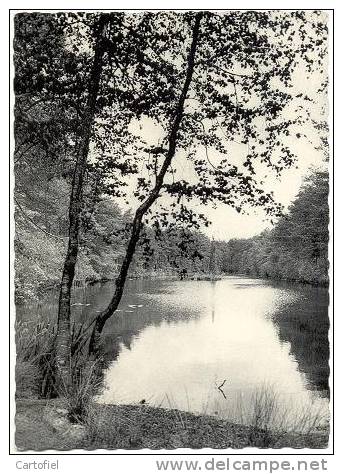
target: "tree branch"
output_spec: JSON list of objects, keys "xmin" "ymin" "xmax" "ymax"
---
[{"xmin": 88, "ymin": 13, "xmax": 203, "ymax": 353}]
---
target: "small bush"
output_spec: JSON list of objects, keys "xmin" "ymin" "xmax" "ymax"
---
[
  {"xmin": 239, "ymin": 385, "xmax": 328, "ymax": 448},
  {"xmin": 64, "ymin": 360, "xmax": 104, "ymax": 424},
  {"xmin": 15, "ymin": 319, "xmax": 57, "ymax": 398},
  {"xmin": 16, "ymin": 315, "xmax": 107, "ymax": 428}
]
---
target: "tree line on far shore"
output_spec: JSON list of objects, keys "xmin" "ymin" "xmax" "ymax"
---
[
  {"xmin": 15, "ymin": 167, "xmax": 329, "ymax": 303},
  {"xmin": 133, "ymin": 168, "xmax": 330, "ymax": 286},
  {"xmin": 218, "ymin": 169, "xmax": 329, "ymax": 286}
]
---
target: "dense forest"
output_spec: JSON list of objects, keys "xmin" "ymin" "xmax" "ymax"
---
[{"xmin": 219, "ymin": 170, "xmax": 329, "ymax": 285}]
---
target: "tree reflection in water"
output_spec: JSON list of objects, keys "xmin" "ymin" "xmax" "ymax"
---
[{"xmin": 270, "ymin": 282, "xmax": 329, "ymax": 395}]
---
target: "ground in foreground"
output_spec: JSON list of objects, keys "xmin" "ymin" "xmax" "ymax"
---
[{"xmin": 15, "ymin": 399, "xmax": 329, "ymax": 451}]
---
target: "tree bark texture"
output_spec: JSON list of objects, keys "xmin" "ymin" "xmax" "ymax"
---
[{"xmin": 55, "ymin": 16, "xmax": 108, "ymax": 392}]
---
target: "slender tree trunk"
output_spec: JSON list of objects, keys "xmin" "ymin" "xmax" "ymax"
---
[
  {"xmin": 89, "ymin": 13, "xmax": 202, "ymax": 355},
  {"xmin": 55, "ymin": 16, "xmax": 107, "ymax": 392}
]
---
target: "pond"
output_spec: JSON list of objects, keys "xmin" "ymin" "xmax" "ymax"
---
[{"xmin": 17, "ymin": 276, "xmax": 330, "ymax": 429}]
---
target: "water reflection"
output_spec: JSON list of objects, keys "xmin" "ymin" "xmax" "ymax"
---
[
  {"xmin": 269, "ymin": 282, "xmax": 329, "ymax": 394},
  {"xmin": 97, "ymin": 278, "xmax": 329, "ymax": 426}
]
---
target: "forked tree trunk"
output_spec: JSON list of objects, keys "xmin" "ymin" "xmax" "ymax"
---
[
  {"xmin": 88, "ymin": 13, "xmax": 202, "ymax": 355},
  {"xmin": 55, "ymin": 16, "xmax": 108, "ymax": 393}
]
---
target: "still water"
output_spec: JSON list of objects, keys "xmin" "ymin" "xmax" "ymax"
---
[{"xmin": 18, "ymin": 276, "xmax": 330, "ymax": 426}]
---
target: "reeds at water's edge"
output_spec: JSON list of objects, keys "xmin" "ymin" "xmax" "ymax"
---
[{"xmin": 15, "ymin": 318, "xmax": 104, "ymax": 404}]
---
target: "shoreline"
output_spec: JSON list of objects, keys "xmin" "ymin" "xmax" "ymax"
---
[
  {"xmin": 17, "ymin": 272, "xmax": 328, "ymax": 306},
  {"xmin": 15, "ymin": 398, "xmax": 329, "ymax": 451}
]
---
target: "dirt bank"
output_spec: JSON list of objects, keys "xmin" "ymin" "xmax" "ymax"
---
[{"xmin": 15, "ymin": 399, "xmax": 329, "ymax": 451}]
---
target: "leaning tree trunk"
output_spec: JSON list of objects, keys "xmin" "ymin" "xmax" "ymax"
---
[
  {"xmin": 88, "ymin": 13, "xmax": 202, "ymax": 355},
  {"xmin": 55, "ymin": 16, "xmax": 107, "ymax": 393}
]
